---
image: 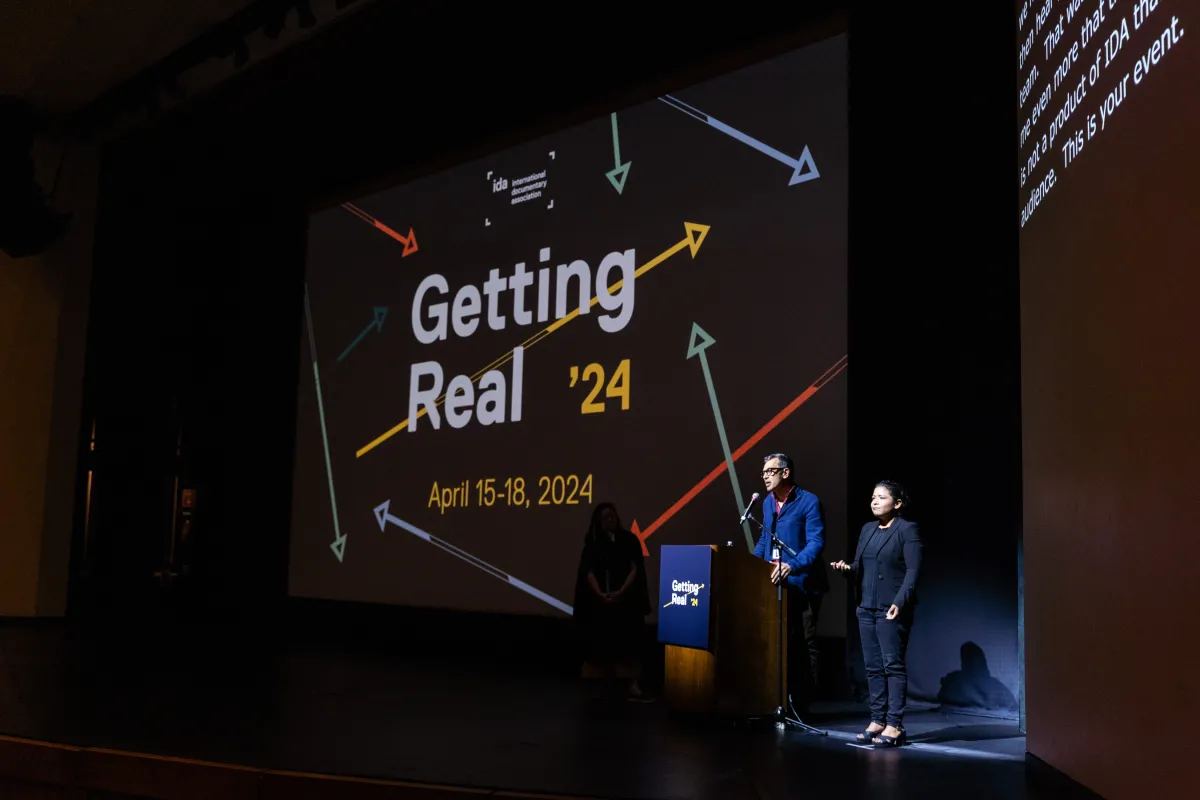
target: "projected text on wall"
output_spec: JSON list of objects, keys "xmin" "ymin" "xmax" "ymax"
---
[{"xmin": 1018, "ymin": 0, "xmax": 1186, "ymax": 227}]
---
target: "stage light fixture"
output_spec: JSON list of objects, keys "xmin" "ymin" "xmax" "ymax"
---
[
  {"xmin": 163, "ymin": 76, "xmax": 186, "ymax": 102},
  {"xmin": 265, "ymin": 1, "xmax": 318, "ymax": 38},
  {"xmin": 297, "ymin": 1, "xmax": 317, "ymax": 29}
]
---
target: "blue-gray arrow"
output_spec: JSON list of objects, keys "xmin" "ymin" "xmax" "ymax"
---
[
  {"xmin": 660, "ymin": 95, "xmax": 820, "ymax": 185},
  {"xmin": 374, "ymin": 500, "xmax": 573, "ymax": 615}
]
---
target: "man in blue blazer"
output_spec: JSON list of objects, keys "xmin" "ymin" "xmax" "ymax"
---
[{"xmin": 751, "ymin": 452, "xmax": 829, "ymax": 713}]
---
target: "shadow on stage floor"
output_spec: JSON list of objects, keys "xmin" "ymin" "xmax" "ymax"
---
[{"xmin": 0, "ymin": 621, "xmax": 1097, "ymax": 800}]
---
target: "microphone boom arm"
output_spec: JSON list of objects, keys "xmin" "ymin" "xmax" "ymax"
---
[{"xmin": 742, "ymin": 506, "xmax": 798, "ymax": 559}]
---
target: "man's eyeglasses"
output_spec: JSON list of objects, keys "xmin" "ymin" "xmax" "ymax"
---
[{"xmin": 761, "ymin": 467, "xmax": 785, "ymax": 477}]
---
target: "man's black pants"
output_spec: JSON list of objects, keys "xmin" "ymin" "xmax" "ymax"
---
[{"xmin": 785, "ymin": 589, "xmax": 821, "ymax": 712}]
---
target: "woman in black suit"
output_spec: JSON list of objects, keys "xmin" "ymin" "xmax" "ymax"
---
[{"xmin": 832, "ymin": 480, "xmax": 923, "ymax": 747}]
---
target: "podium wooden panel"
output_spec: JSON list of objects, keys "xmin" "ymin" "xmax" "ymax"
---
[{"xmin": 662, "ymin": 545, "xmax": 784, "ymax": 717}]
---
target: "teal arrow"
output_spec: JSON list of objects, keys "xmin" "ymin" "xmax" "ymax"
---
[
  {"xmin": 605, "ymin": 112, "xmax": 631, "ymax": 194},
  {"xmin": 337, "ymin": 306, "xmax": 387, "ymax": 363},
  {"xmin": 687, "ymin": 322, "xmax": 754, "ymax": 550}
]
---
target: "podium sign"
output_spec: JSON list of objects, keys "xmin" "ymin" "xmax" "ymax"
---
[
  {"xmin": 658, "ymin": 544, "xmax": 783, "ymax": 717},
  {"xmin": 657, "ymin": 545, "xmax": 713, "ymax": 650}
]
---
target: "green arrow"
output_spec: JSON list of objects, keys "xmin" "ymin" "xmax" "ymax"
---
[
  {"xmin": 304, "ymin": 284, "xmax": 347, "ymax": 563},
  {"xmin": 687, "ymin": 322, "xmax": 754, "ymax": 550},
  {"xmin": 605, "ymin": 112, "xmax": 631, "ymax": 194}
]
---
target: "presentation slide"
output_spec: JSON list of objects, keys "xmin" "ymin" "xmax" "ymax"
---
[{"xmin": 288, "ymin": 33, "xmax": 848, "ymax": 618}]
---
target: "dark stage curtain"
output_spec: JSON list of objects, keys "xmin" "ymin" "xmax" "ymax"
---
[
  {"xmin": 74, "ymin": 134, "xmax": 305, "ymax": 623},
  {"xmin": 845, "ymin": 3, "xmax": 1021, "ymax": 717}
]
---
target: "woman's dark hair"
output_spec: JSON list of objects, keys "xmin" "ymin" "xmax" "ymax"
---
[
  {"xmin": 587, "ymin": 502, "xmax": 623, "ymax": 540},
  {"xmin": 875, "ymin": 480, "xmax": 910, "ymax": 515}
]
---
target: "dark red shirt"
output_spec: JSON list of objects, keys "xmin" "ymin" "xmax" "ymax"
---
[{"xmin": 774, "ymin": 485, "xmax": 796, "ymax": 516}]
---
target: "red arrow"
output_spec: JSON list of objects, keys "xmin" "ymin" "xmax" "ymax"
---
[
  {"xmin": 632, "ymin": 354, "xmax": 847, "ymax": 556},
  {"xmin": 342, "ymin": 202, "xmax": 418, "ymax": 257}
]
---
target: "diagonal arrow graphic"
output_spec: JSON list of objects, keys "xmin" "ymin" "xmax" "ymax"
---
[
  {"xmin": 658, "ymin": 95, "xmax": 820, "ymax": 186},
  {"xmin": 686, "ymin": 323, "xmax": 754, "ymax": 550},
  {"xmin": 631, "ymin": 354, "xmax": 848, "ymax": 556},
  {"xmin": 303, "ymin": 283, "xmax": 347, "ymax": 563},
  {"xmin": 356, "ymin": 222, "xmax": 711, "ymax": 458},
  {"xmin": 373, "ymin": 500, "xmax": 573, "ymax": 615},
  {"xmin": 342, "ymin": 202, "xmax": 419, "ymax": 256},
  {"xmin": 336, "ymin": 306, "xmax": 388, "ymax": 363},
  {"xmin": 605, "ymin": 112, "xmax": 631, "ymax": 194}
]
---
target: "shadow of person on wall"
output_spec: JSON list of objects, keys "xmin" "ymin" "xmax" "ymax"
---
[{"xmin": 936, "ymin": 641, "xmax": 1018, "ymax": 715}]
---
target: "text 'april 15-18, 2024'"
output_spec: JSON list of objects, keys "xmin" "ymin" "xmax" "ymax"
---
[{"xmin": 428, "ymin": 474, "xmax": 596, "ymax": 514}]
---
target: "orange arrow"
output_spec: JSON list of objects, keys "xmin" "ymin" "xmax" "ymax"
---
[
  {"xmin": 342, "ymin": 202, "xmax": 418, "ymax": 257},
  {"xmin": 631, "ymin": 354, "xmax": 847, "ymax": 556}
]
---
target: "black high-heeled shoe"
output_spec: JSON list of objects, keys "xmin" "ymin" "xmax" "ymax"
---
[
  {"xmin": 872, "ymin": 728, "xmax": 907, "ymax": 747},
  {"xmin": 856, "ymin": 724, "xmax": 885, "ymax": 743}
]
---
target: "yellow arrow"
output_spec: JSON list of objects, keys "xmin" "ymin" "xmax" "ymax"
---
[{"xmin": 356, "ymin": 221, "xmax": 710, "ymax": 459}]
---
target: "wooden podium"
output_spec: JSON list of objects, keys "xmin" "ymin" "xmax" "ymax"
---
[{"xmin": 659, "ymin": 544, "xmax": 784, "ymax": 718}]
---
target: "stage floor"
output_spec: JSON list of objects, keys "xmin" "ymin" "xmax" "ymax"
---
[{"xmin": 0, "ymin": 622, "xmax": 1090, "ymax": 800}]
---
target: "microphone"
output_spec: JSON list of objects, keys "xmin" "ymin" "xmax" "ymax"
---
[{"xmin": 738, "ymin": 492, "xmax": 760, "ymax": 523}]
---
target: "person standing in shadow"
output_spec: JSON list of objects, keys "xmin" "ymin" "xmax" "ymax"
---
[
  {"xmin": 572, "ymin": 502, "xmax": 652, "ymax": 701},
  {"xmin": 832, "ymin": 480, "xmax": 923, "ymax": 747}
]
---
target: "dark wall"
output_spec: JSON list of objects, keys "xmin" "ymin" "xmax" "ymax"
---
[
  {"xmin": 848, "ymin": 6, "xmax": 1021, "ymax": 713},
  {"xmin": 76, "ymin": 162, "xmax": 305, "ymax": 621},
  {"xmin": 1018, "ymin": 0, "xmax": 1200, "ymax": 792},
  {"xmin": 77, "ymin": 3, "xmax": 1021, "ymax": 713}
]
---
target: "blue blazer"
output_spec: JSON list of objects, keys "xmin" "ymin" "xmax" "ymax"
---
[{"xmin": 752, "ymin": 488, "xmax": 829, "ymax": 595}]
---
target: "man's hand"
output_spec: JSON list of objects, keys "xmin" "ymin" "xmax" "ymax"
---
[
  {"xmin": 770, "ymin": 561, "xmax": 792, "ymax": 584},
  {"xmin": 830, "ymin": 560, "xmax": 851, "ymax": 571},
  {"xmin": 886, "ymin": 604, "xmax": 900, "ymax": 620}
]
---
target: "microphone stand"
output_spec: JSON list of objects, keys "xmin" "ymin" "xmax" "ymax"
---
[{"xmin": 744, "ymin": 510, "xmax": 826, "ymax": 736}]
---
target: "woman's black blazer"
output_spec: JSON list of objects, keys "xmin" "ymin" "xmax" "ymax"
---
[{"xmin": 848, "ymin": 518, "xmax": 923, "ymax": 610}]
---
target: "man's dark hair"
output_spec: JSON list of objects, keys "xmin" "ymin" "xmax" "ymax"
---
[{"xmin": 763, "ymin": 452, "xmax": 794, "ymax": 474}]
